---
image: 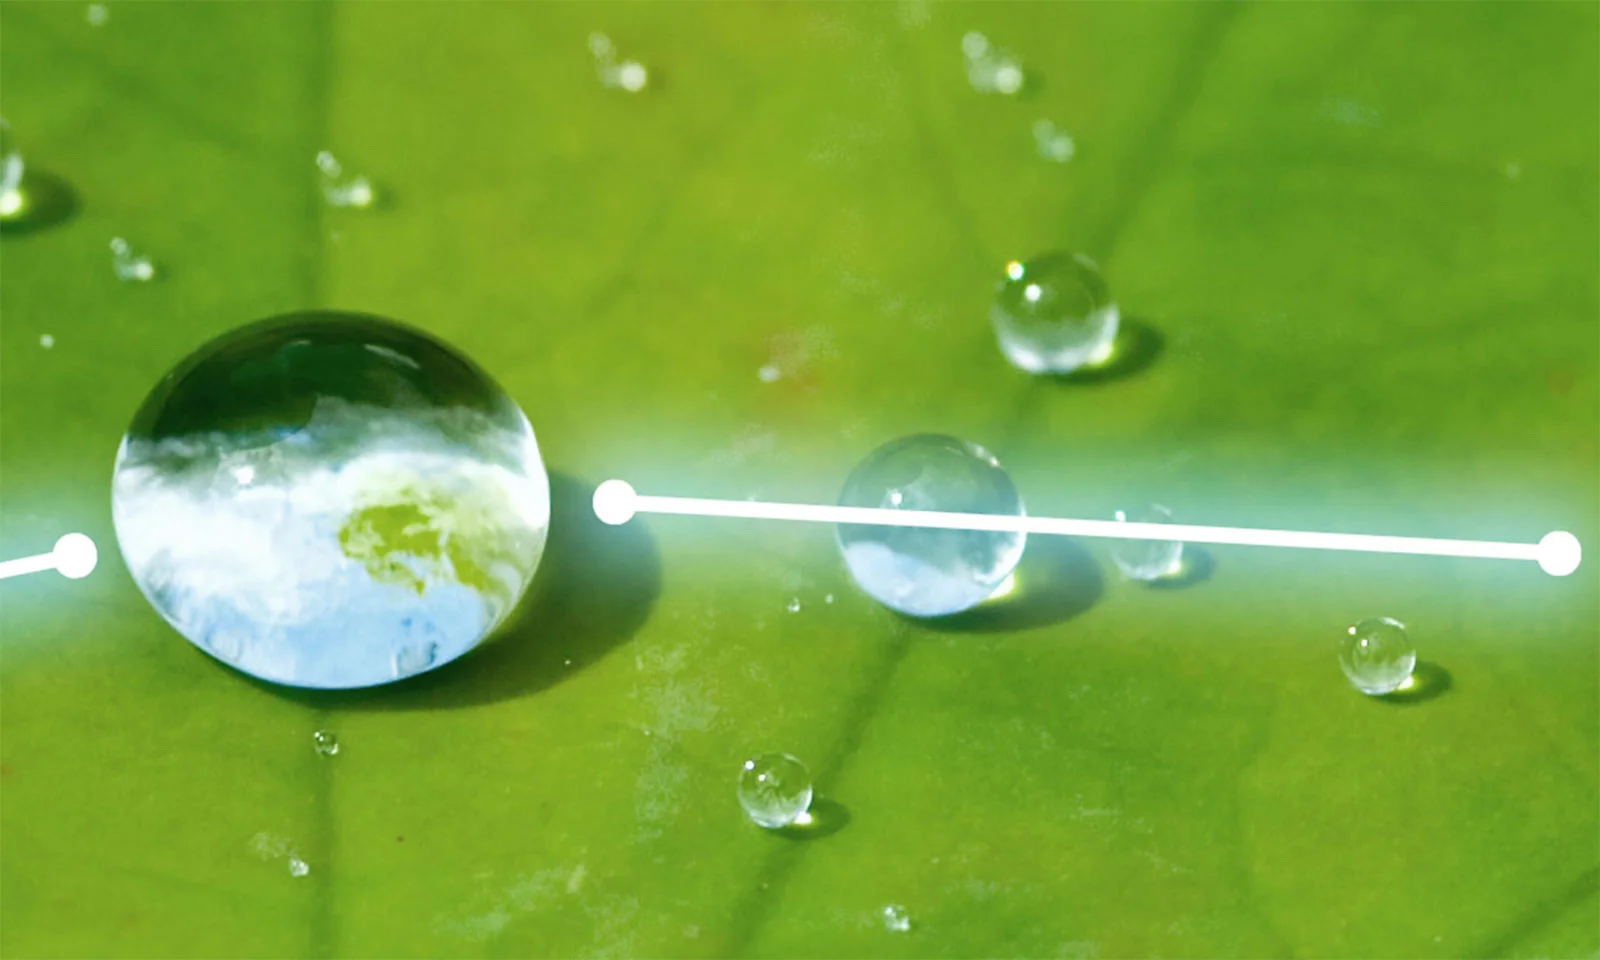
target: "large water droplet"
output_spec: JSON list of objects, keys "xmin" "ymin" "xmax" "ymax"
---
[{"xmin": 837, "ymin": 434, "xmax": 1025, "ymax": 617}]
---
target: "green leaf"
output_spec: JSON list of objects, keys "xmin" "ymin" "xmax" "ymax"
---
[{"xmin": 2, "ymin": 2, "xmax": 1595, "ymax": 957}]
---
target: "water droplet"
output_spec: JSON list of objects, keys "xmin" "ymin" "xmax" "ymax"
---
[
  {"xmin": 316, "ymin": 151, "xmax": 375, "ymax": 208},
  {"xmin": 823, "ymin": 593, "xmax": 834, "ymax": 604},
  {"xmin": 109, "ymin": 237, "xmax": 156, "ymax": 282},
  {"xmin": 991, "ymin": 252, "xmax": 1118, "ymax": 374},
  {"xmin": 287, "ymin": 856, "xmax": 310, "ymax": 877},
  {"xmin": 249, "ymin": 831, "xmax": 290, "ymax": 860},
  {"xmin": 1505, "ymin": 161, "xmax": 1522, "ymax": 181},
  {"xmin": 1110, "ymin": 504, "xmax": 1184, "ymax": 582},
  {"xmin": 86, "ymin": 3, "xmax": 107, "ymax": 25},
  {"xmin": 737, "ymin": 752, "xmax": 813, "ymax": 829},
  {"xmin": 1339, "ymin": 617, "xmax": 1416, "ymax": 696},
  {"xmin": 837, "ymin": 435, "xmax": 1025, "ymax": 617},
  {"xmin": 110, "ymin": 312, "xmax": 551, "ymax": 689},
  {"xmin": 312, "ymin": 729, "xmax": 339, "ymax": 756},
  {"xmin": 786, "ymin": 597, "xmax": 801, "ymax": 613},
  {"xmin": 881, "ymin": 904, "xmax": 912, "ymax": 932},
  {"xmin": 38, "ymin": 334, "xmax": 54, "ymax": 349},
  {"xmin": 589, "ymin": 32, "xmax": 648, "ymax": 92},
  {"xmin": 1032, "ymin": 119, "xmax": 1075, "ymax": 164},
  {"xmin": 757, "ymin": 363, "xmax": 780, "ymax": 383},
  {"xmin": 961, "ymin": 32, "xmax": 1024, "ymax": 95},
  {"xmin": 0, "ymin": 118, "xmax": 23, "ymax": 218}
]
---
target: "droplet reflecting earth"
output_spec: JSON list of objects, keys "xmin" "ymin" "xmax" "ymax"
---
[{"xmin": 111, "ymin": 312, "xmax": 550, "ymax": 689}]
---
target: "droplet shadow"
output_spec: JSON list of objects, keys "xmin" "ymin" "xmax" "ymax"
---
[
  {"xmin": 1376, "ymin": 661, "xmax": 1451, "ymax": 706},
  {"xmin": 1046, "ymin": 318, "xmax": 1164, "ymax": 386},
  {"xmin": 1141, "ymin": 546, "xmax": 1215, "ymax": 590},
  {"xmin": 259, "ymin": 472, "xmax": 661, "ymax": 711},
  {"xmin": 774, "ymin": 798, "xmax": 849, "ymax": 841},
  {"xmin": 913, "ymin": 536, "xmax": 1103, "ymax": 634},
  {"xmin": 0, "ymin": 172, "xmax": 79, "ymax": 235}
]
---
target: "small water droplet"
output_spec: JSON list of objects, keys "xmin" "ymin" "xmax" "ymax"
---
[
  {"xmin": 109, "ymin": 237, "xmax": 156, "ymax": 282},
  {"xmin": 1505, "ymin": 161, "xmax": 1522, "ymax": 181},
  {"xmin": 311, "ymin": 729, "xmax": 339, "ymax": 756},
  {"xmin": 1032, "ymin": 119, "xmax": 1075, "ymax": 163},
  {"xmin": 961, "ymin": 32, "xmax": 1024, "ymax": 95},
  {"xmin": 823, "ymin": 593, "xmax": 834, "ymax": 604},
  {"xmin": 758, "ymin": 363, "xmax": 780, "ymax": 383},
  {"xmin": 589, "ymin": 32, "xmax": 649, "ymax": 92},
  {"xmin": 287, "ymin": 856, "xmax": 310, "ymax": 877},
  {"xmin": 86, "ymin": 3, "xmax": 107, "ymax": 25},
  {"xmin": 737, "ymin": 752, "xmax": 813, "ymax": 829},
  {"xmin": 38, "ymin": 334, "xmax": 54, "ymax": 349},
  {"xmin": 786, "ymin": 597, "xmax": 801, "ymax": 613},
  {"xmin": 881, "ymin": 903, "xmax": 912, "ymax": 932},
  {"xmin": 316, "ymin": 151, "xmax": 375, "ymax": 208}
]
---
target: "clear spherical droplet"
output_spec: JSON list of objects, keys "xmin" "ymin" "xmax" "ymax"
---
[
  {"xmin": 881, "ymin": 903, "xmax": 912, "ymax": 932},
  {"xmin": 311, "ymin": 729, "xmax": 339, "ymax": 756},
  {"xmin": 111, "ymin": 312, "xmax": 551, "ymax": 689},
  {"xmin": 992, "ymin": 253, "xmax": 1119, "ymax": 375},
  {"xmin": 1110, "ymin": 504, "xmax": 1184, "ymax": 582},
  {"xmin": 1340, "ymin": 616, "xmax": 1416, "ymax": 695},
  {"xmin": 737, "ymin": 752, "xmax": 813, "ymax": 829},
  {"xmin": 287, "ymin": 856, "xmax": 310, "ymax": 877},
  {"xmin": 837, "ymin": 434, "xmax": 1025, "ymax": 618}
]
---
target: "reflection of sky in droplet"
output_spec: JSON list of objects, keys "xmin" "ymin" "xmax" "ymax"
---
[{"xmin": 113, "ymin": 401, "xmax": 547, "ymax": 688}]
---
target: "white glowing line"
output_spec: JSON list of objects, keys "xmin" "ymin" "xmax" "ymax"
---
[
  {"xmin": 593, "ymin": 481, "xmax": 1580, "ymax": 576},
  {"xmin": 0, "ymin": 533, "xmax": 98, "ymax": 582}
]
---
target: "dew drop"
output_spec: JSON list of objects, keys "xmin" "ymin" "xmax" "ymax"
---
[
  {"xmin": 312, "ymin": 729, "xmax": 340, "ymax": 756},
  {"xmin": 589, "ymin": 32, "xmax": 649, "ymax": 92},
  {"xmin": 316, "ymin": 151, "xmax": 375, "ymax": 208},
  {"xmin": 1032, "ymin": 119, "xmax": 1076, "ymax": 164},
  {"xmin": 737, "ymin": 752, "xmax": 813, "ymax": 829},
  {"xmin": 109, "ymin": 237, "xmax": 156, "ymax": 282},
  {"xmin": 39, "ymin": 334, "xmax": 54, "ymax": 349},
  {"xmin": 786, "ymin": 597, "xmax": 801, "ymax": 613},
  {"xmin": 86, "ymin": 3, "xmax": 107, "ymax": 25},
  {"xmin": 881, "ymin": 903, "xmax": 912, "ymax": 932},
  {"xmin": 287, "ymin": 856, "xmax": 310, "ymax": 877}
]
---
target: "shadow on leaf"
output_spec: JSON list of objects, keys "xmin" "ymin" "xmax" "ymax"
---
[{"xmin": 913, "ymin": 536, "xmax": 1102, "ymax": 635}]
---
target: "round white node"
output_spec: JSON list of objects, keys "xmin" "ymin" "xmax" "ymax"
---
[
  {"xmin": 593, "ymin": 480, "xmax": 638, "ymax": 526},
  {"xmin": 53, "ymin": 533, "xmax": 98, "ymax": 579},
  {"xmin": 1537, "ymin": 530, "xmax": 1581, "ymax": 577}
]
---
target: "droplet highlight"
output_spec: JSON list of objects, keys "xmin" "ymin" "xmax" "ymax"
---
[
  {"xmin": 109, "ymin": 237, "xmax": 156, "ymax": 282},
  {"xmin": 312, "ymin": 729, "xmax": 340, "ymax": 756},
  {"xmin": 316, "ymin": 151, "xmax": 375, "ymax": 209}
]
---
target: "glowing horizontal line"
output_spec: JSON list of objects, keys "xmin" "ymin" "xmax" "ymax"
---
[
  {"xmin": 631, "ymin": 493, "xmax": 1537, "ymax": 560},
  {"xmin": 0, "ymin": 533, "xmax": 98, "ymax": 582},
  {"xmin": 0, "ymin": 552, "xmax": 60, "ymax": 580}
]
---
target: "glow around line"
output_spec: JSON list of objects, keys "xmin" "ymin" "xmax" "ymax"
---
[
  {"xmin": 593, "ymin": 480, "xmax": 1582, "ymax": 577},
  {"xmin": 0, "ymin": 533, "xmax": 98, "ymax": 582}
]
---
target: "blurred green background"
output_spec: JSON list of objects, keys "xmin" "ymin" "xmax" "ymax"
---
[{"xmin": 2, "ymin": 2, "xmax": 1596, "ymax": 956}]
